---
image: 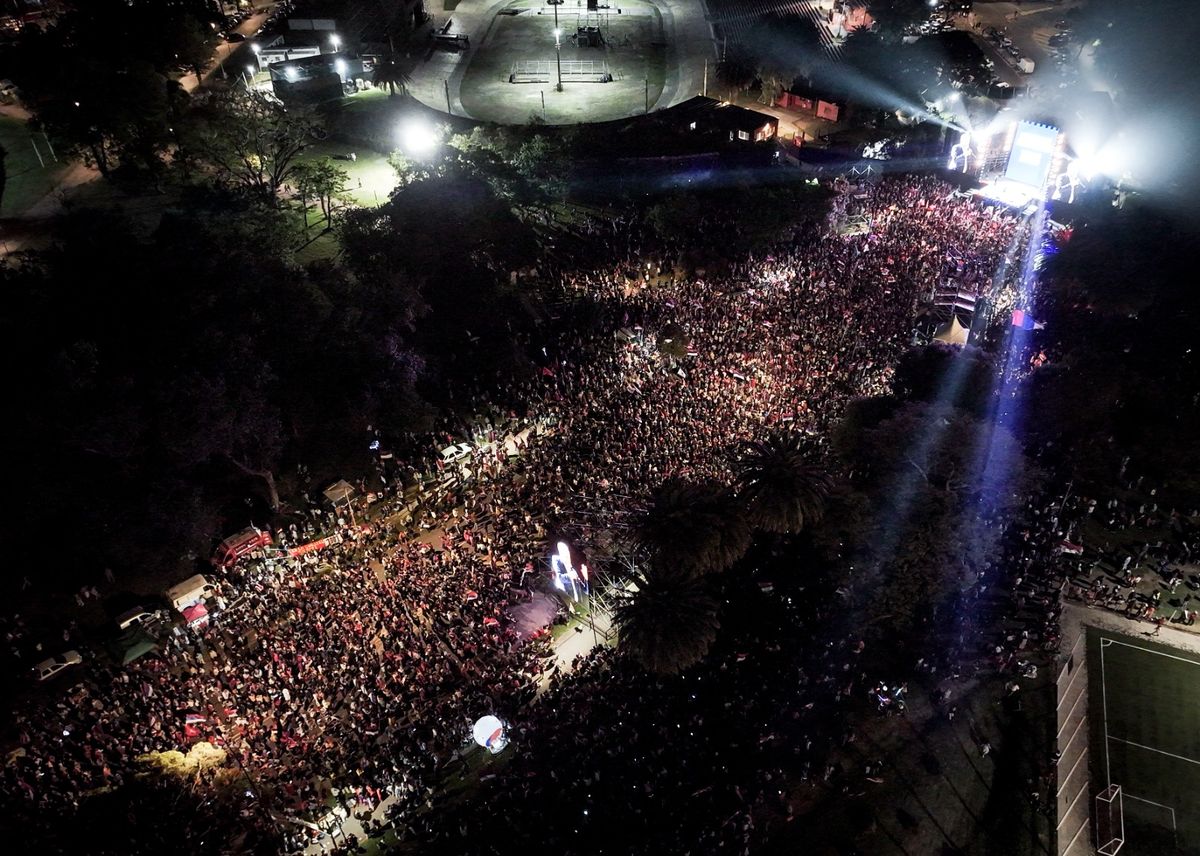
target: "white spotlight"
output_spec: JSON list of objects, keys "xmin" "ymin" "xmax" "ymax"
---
[{"xmin": 398, "ymin": 117, "xmax": 440, "ymax": 157}]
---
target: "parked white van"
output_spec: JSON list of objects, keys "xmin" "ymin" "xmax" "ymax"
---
[{"xmin": 164, "ymin": 575, "xmax": 216, "ymax": 612}]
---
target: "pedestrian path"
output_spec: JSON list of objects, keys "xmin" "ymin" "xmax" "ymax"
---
[{"xmin": 705, "ymin": 0, "xmax": 851, "ymax": 59}]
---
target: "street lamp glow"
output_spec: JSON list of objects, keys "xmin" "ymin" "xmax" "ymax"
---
[
  {"xmin": 334, "ymin": 58, "xmax": 347, "ymax": 74},
  {"xmin": 246, "ymin": 65, "xmax": 256, "ymax": 76},
  {"xmin": 250, "ymin": 43, "xmax": 261, "ymax": 54},
  {"xmin": 554, "ymin": 28, "xmax": 563, "ymax": 92},
  {"xmin": 330, "ymin": 33, "xmax": 341, "ymax": 49},
  {"xmin": 398, "ymin": 117, "xmax": 440, "ymax": 157}
]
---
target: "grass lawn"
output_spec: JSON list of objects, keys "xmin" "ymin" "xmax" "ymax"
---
[
  {"xmin": 296, "ymin": 141, "xmax": 398, "ymax": 208},
  {"xmin": 289, "ymin": 143, "xmax": 397, "ymax": 265},
  {"xmin": 294, "ymin": 227, "xmax": 341, "ymax": 266},
  {"xmin": 0, "ymin": 116, "xmax": 69, "ymax": 218},
  {"xmin": 1087, "ymin": 626, "xmax": 1200, "ymax": 854},
  {"xmin": 336, "ymin": 87, "xmax": 395, "ymax": 116}
]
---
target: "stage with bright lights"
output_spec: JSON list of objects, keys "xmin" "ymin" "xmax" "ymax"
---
[
  {"xmin": 945, "ymin": 117, "xmax": 1111, "ymax": 211},
  {"xmin": 409, "ymin": 0, "xmax": 712, "ymax": 125},
  {"xmin": 945, "ymin": 119, "xmax": 1060, "ymax": 209}
]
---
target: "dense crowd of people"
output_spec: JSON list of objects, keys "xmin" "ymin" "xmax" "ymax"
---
[{"xmin": 3, "ymin": 175, "xmax": 1041, "ymax": 852}]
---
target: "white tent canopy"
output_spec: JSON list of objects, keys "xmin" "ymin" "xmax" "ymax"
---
[
  {"xmin": 933, "ymin": 315, "xmax": 970, "ymax": 346},
  {"xmin": 323, "ymin": 480, "xmax": 355, "ymax": 506}
]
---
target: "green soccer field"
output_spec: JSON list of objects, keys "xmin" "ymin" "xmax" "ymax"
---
[
  {"xmin": 0, "ymin": 115, "xmax": 68, "ymax": 218},
  {"xmin": 1087, "ymin": 627, "xmax": 1200, "ymax": 855}
]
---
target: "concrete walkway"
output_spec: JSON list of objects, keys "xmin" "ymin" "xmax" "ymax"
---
[
  {"xmin": 653, "ymin": 0, "xmax": 716, "ymax": 110},
  {"xmin": 407, "ymin": 0, "xmax": 714, "ymax": 124},
  {"xmin": 1060, "ymin": 602, "xmax": 1200, "ymax": 660}
]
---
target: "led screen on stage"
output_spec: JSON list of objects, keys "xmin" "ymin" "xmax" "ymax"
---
[{"xmin": 1004, "ymin": 121, "xmax": 1059, "ymax": 189}]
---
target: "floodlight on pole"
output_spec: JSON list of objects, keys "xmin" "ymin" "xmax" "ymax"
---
[
  {"xmin": 554, "ymin": 28, "xmax": 563, "ymax": 92},
  {"xmin": 398, "ymin": 117, "xmax": 440, "ymax": 158},
  {"xmin": 330, "ymin": 33, "xmax": 341, "ymax": 50}
]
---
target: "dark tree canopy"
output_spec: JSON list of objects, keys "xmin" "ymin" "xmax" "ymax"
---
[
  {"xmin": 631, "ymin": 479, "xmax": 752, "ymax": 576},
  {"xmin": 826, "ymin": 400, "xmax": 1038, "ymax": 639},
  {"xmin": 614, "ymin": 565, "xmax": 721, "ymax": 674},
  {"xmin": 892, "ymin": 343, "xmax": 994, "ymax": 416},
  {"xmin": 0, "ymin": 200, "xmax": 431, "ymax": 589},
  {"xmin": 3, "ymin": 0, "xmax": 216, "ymax": 179},
  {"xmin": 866, "ymin": 0, "xmax": 930, "ymax": 40},
  {"xmin": 735, "ymin": 431, "xmax": 834, "ymax": 534}
]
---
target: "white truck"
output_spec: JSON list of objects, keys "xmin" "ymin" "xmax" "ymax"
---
[{"xmin": 164, "ymin": 575, "xmax": 216, "ymax": 612}]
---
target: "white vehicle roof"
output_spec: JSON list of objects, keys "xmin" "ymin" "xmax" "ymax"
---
[
  {"xmin": 164, "ymin": 574, "xmax": 211, "ymax": 603},
  {"xmin": 34, "ymin": 650, "xmax": 82, "ymax": 672}
]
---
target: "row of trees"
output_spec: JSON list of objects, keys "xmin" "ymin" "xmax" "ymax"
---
[
  {"xmin": 2, "ymin": 0, "xmax": 220, "ymax": 180},
  {"xmin": 3, "ymin": 0, "xmax": 370, "ymax": 218},
  {"xmin": 1, "ymin": 193, "xmax": 440, "ymax": 587},
  {"xmin": 1, "ymin": 108, "xmax": 575, "ymax": 594},
  {"xmin": 614, "ymin": 338, "xmax": 1046, "ymax": 675}
]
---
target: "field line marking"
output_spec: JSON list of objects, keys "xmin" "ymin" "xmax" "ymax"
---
[
  {"xmin": 1100, "ymin": 638, "xmax": 1111, "ymax": 785},
  {"xmin": 1056, "ymin": 746, "xmax": 1088, "ymax": 798},
  {"xmin": 1107, "ymin": 735, "xmax": 1200, "ymax": 767},
  {"xmin": 1056, "ymin": 689, "xmax": 1087, "ymax": 742},
  {"xmin": 1059, "ymin": 780, "xmax": 1090, "ymax": 830},
  {"xmin": 1101, "ymin": 636, "xmax": 1200, "ymax": 668},
  {"xmin": 1124, "ymin": 794, "xmax": 1177, "ymax": 831}
]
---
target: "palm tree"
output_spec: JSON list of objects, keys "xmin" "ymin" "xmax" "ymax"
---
[
  {"xmin": 372, "ymin": 56, "xmax": 410, "ymax": 97},
  {"xmin": 748, "ymin": 14, "xmax": 826, "ymax": 99},
  {"xmin": 631, "ymin": 479, "xmax": 751, "ymax": 575},
  {"xmin": 716, "ymin": 46, "xmax": 757, "ymax": 96},
  {"xmin": 614, "ymin": 565, "xmax": 720, "ymax": 675},
  {"xmin": 735, "ymin": 431, "xmax": 834, "ymax": 534}
]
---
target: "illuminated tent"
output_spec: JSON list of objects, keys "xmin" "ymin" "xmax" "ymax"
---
[
  {"xmin": 181, "ymin": 603, "xmax": 209, "ymax": 628},
  {"xmin": 933, "ymin": 315, "xmax": 970, "ymax": 346},
  {"xmin": 323, "ymin": 480, "xmax": 355, "ymax": 506}
]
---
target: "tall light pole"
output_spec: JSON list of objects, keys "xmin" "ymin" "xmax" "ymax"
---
[
  {"xmin": 554, "ymin": 28, "xmax": 563, "ymax": 92},
  {"xmin": 330, "ymin": 33, "xmax": 341, "ymax": 52},
  {"xmin": 250, "ymin": 42, "xmax": 261, "ymax": 72}
]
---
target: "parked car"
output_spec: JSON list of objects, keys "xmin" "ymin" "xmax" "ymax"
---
[
  {"xmin": 225, "ymin": 32, "xmax": 245, "ymax": 42},
  {"xmin": 115, "ymin": 606, "xmax": 160, "ymax": 631},
  {"xmin": 439, "ymin": 442, "xmax": 474, "ymax": 464},
  {"xmin": 34, "ymin": 650, "xmax": 83, "ymax": 681}
]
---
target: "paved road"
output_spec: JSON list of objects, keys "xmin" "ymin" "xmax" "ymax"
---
[
  {"xmin": 955, "ymin": 1, "xmax": 1087, "ymax": 90},
  {"xmin": 179, "ymin": 2, "xmax": 278, "ymax": 93}
]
